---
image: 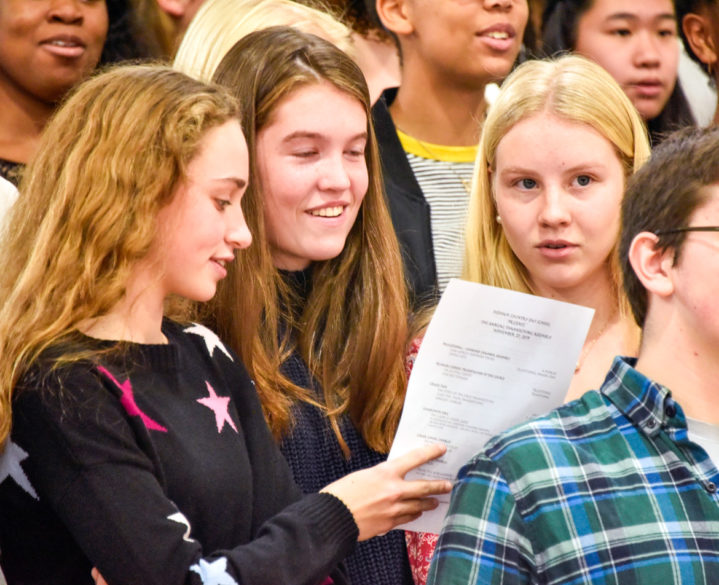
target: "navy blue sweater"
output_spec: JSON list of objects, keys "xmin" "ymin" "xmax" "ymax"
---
[{"xmin": 278, "ymin": 270, "xmax": 413, "ymax": 585}]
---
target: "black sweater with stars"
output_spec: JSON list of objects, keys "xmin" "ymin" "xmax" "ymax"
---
[{"xmin": 0, "ymin": 320, "xmax": 357, "ymax": 585}]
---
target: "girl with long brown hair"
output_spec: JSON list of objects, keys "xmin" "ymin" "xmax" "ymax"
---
[{"xmin": 199, "ymin": 26, "xmax": 417, "ymax": 585}]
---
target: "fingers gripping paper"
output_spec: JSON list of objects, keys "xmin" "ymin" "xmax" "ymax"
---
[{"xmin": 389, "ymin": 279, "xmax": 594, "ymax": 533}]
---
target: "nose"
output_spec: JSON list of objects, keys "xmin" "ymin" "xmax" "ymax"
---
[
  {"xmin": 317, "ymin": 154, "xmax": 351, "ymax": 192},
  {"xmin": 633, "ymin": 30, "xmax": 662, "ymax": 68},
  {"xmin": 537, "ymin": 186, "xmax": 571, "ymax": 227},
  {"xmin": 47, "ymin": 0, "xmax": 84, "ymax": 23},
  {"xmin": 483, "ymin": 0, "xmax": 514, "ymax": 11},
  {"xmin": 226, "ymin": 206, "xmax": 252, "ymax": 250}
]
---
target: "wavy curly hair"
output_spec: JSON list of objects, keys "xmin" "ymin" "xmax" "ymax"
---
[{"xmin": 0, "ymin": 64, "xmax": 240, "ymax": 448}]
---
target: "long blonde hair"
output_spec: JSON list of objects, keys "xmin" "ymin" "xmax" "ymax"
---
[
  {"xmin": 0, "ymin": 65, "xmax": 240, "ymax": 447},
  {"xmin": 205, "ymin": 27, "xmax": 409, "ymax": 454},
  {"xmin": 173, "ymin": 0, "xmax": 354, "ymax": 82},
  {"xmin": 463, "ymin": 55, "xmax": 650, "ymax": 316}
]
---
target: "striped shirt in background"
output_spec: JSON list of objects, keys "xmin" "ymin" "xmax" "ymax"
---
[
  {"xmin": 427, "ymin": 356, "xmax": 719, "ymax": 585},
  {"xmin": 397, "ymin": 129, "xmax": 477, "ymax": 294}
]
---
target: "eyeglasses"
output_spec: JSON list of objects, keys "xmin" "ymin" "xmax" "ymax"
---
[{"xmin": 654, "ymin": 226, "xmax": 719, "ymax": 236}]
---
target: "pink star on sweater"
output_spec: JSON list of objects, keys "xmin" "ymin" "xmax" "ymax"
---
[
  {"xmin": 197, "ymin": 382, "xmax": 238, "ymax": 434},
  {"xmin": 98, "ymin": 366, "xmax": 167, "ymax": 433}
]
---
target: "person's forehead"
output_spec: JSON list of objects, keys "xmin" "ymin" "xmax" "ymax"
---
[
  {"xmin": 688, "ymin": 184, "xmax": 719, "ymax": 221},
  {"xmin": 583, "ymin": 0, "xmax": 675, "ymax": 19}
]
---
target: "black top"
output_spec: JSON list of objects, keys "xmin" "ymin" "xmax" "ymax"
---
[
  {"xmin": 372, "ymin": 91, "xmax": 439, "ymax": 309},
  {"xmin": 278, "ymin": 270, "xmax": 414, "ymax": 585},
  {"xmin": 0, "ymin": 320, "xmax": 357, "ymax": 585}
]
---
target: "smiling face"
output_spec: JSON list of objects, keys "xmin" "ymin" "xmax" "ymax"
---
[
  {"xmin": 574, "ymin": 0, "xmax": 679, "ymax": 121},
  {"xmin": 493, "ymin": 112, "xmax": 626, "ymax": 298},
  {"xmin": 152, "ymin": 120, "xmax": 252, "ymax": 302},
  {"xmin": 255, "ymin": 81, "xmax": 369, "ymax": 271},
  {"xmin": 0, "ymin": 0, "xmax": 108, "ymax": 103},
  {"xmin": 401, "ymin": 0, "xmax": 529, "ymax": 87}
]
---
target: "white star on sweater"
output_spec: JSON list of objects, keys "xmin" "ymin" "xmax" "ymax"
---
[
  {"xmin": 168, "ymin": 511, "xmax": 195, "ymax": 542},
  {"xmin": 184, "ymin": 324, "xmax": 233, "ymax": 361},
  {"xmin": 0, "ymin": 440, "xmax": 38, "ymax": 499},
  {"xmin": 190, "ymin": 557, "xmax": 238, "ymax": 585}
]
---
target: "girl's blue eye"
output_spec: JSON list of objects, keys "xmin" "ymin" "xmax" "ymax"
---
[
  {"xmin": 575, "ymin": 175, "xmax": 592, "ymax": 187},
  {"xmin": 519, "ymin": 178, "xmax": 537, "ymax": 189}
]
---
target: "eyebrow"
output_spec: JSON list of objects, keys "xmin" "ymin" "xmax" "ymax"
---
[
  {"xmin": 282, "ymin": 131, "xmax": 368, "ymax": 143},
  {"xmin": 213, "ymin": 177, "xmax": 247, "ymax": 189},
  {"xmin": 497, "ymin": 162, "xmax": 610, "ymax": 176},
  {"xmin": 605, "ymin": 12, "xmax": 676, "ymax": 23}
]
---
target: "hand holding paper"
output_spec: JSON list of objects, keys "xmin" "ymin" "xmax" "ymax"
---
[{"xmin": 389, "ymin": 279, "xmax": 594, "ymax": 533}]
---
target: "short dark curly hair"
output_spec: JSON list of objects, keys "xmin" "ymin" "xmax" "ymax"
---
[{"xmin": 620, "ymin": 126, "xmax": 719, "ymax": 326}]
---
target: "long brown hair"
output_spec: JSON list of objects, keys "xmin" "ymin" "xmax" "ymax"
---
[
  {"xmin": 0, "ymin": 65, "xmax": 240, "ymax": 448},
  {"xmin": 207, "ymin": 27, "xmax": 410, "ymax": 454}
]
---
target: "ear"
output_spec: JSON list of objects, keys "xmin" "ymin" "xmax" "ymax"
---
[
  {"xmin": 376, "ymin": 0, "xmax": 414, "ymax": 36},
  {"xmin": 628, "ymin": 232, "xmax": 675, "ymax": 299},
  {"xmin": 682, "ymin": 13, "xmax": 718, "ymax": 70},
  {"xmin": 155, "ymin": 0, "xmax": 189, "ymax": 19}
]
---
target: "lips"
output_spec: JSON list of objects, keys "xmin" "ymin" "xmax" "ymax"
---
[
  {"xmin": 537, "ymin": 240, "xmax": 577, "ymax": 259},
  {"xmin": 210, "ymin": 256, "xmax": 233, "ymax": 278},
  {"xmin": 476, "ymin": 23, "xmax": 517, "ymax": 51},
  {"xmin": 307, "ymin": 205, "xmax": 346, "ymax": 218},
  {"xmin": 40, "ymin": 35, "xmax": 87, "ymax": 59},
  {"xmin": 627, "ymin": 78, "xmax": 665, "ymax": 98}
]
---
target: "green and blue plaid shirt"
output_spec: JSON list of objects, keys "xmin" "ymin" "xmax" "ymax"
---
[{"xmin": 427, "ymin": 356, "xmax": 719, "ymax": 585}]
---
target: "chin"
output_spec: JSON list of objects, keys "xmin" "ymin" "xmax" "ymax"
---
[
  {"xmin": 636, "ymin": 103, "xmax": 665, "ymax": 123},
  {"xmin": 311, "ymin": 245, "xmax": 347, "ymax": 263},
  {"xmin": 183, "ymin": 287, "xmax": 218, "ymax": 303}
]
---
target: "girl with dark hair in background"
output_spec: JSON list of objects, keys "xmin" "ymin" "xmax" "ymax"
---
[{"xmin": 542, "ymin": 0, "xmax": 696, "ymax": 143}]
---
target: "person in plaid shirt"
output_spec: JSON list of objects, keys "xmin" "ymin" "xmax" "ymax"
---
[{"xmin": 427, "ymin": 125, "xmax": 719, "ymax": 585}]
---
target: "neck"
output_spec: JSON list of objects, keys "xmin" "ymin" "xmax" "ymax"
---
[
  {"xmin": 635, "ymin": 311, "xmax": 719, "ymax": 424},
  {"xmin": 0, "ymin": 79, "xmax": 55, "ymax": 164},
  {"xmin": 79, "ymin": 266, "xmax": 167, "ymax": 344},
  {"xmin": 533, "ymin": 267, "xmax": 618, "ymax": 333},
  {"xmin": 551, "ymin": 269, "xmax": 639, "ymax": 403},
  {"xmin": 390, "ymin": 60, "xmax": 487, "ymax": 146}
]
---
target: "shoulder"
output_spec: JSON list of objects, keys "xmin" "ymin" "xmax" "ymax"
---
[
  {"xmin": 15, "ymin": 345, "xmax": 105, "ymax": 408},
  {"xmin": 167, "ymin": 320, "xmax": 245, "ymax": 371},
  {"xmin": 166, "ymin": 320, "xmax": 229, "ymax": 355},
  {"xmin": 465, "ymin": 390, "xmax": 610, "ymax": 486}
]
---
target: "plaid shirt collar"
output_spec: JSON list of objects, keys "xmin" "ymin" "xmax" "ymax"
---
[{"xmin": 600, "ymin": 356, "xmax": 682, "ymax": 440}]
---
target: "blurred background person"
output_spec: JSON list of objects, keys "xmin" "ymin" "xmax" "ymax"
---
[
  {"xmin": 374, "ymin": 0, "xmax": 531, "ymax": 307},
  {"xmin": 0, "ymin": 0, "xmax": 108, "ymax": 185},
  {"xmin": 542, "ymin": 0, "xmax": 696, "ymax": 144},
  {"xmin": 174, "ymin": 0, "xmax": 353, "ymax": 82},
  {"xmin": 295, "ymin": 0, "xmax": 401, "ymax": 103},
  {"xmin": 678, "ymin": 0, "xmax": 719, "ymax": 125}
]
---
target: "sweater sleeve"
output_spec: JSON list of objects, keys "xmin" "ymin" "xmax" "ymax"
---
[
  {"xmin": 425, "ymin": 453, "xmax": 535, "ymax": 585},
  {"xmin": 10, "ymin": 361, "xmax": 357, "ymax": 585}
]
